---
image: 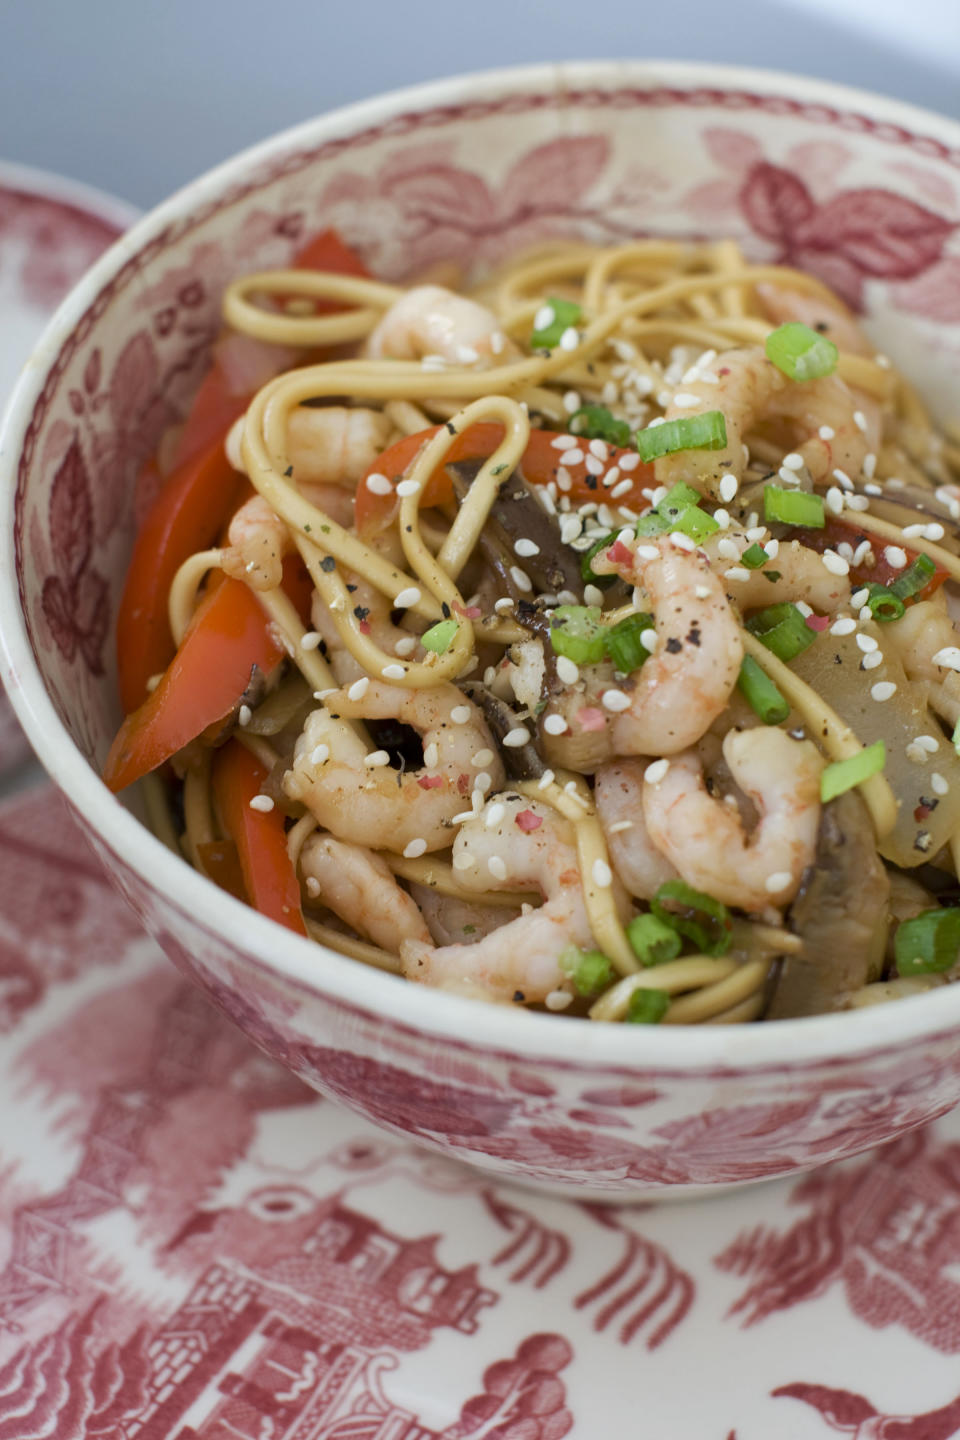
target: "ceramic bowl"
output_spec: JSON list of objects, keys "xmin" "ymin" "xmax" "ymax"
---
[{"xmin": 4, "ymin": 61, "xmax": 960, "ymax": 1199}]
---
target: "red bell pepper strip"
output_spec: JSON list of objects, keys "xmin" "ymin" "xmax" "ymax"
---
[
  {"xmin": 117, "ymin": 428, "xmax": 246, "ymax": 714},
  {"xmin": 104, "ymin": 577, "xmax": 285, "ymax": 794},
  {"xmin": 796, "ymin": 516, "xmax": 948, "ymax": 602},
  {"xmin": 354, "ymin": 424, "xmax": 655, "ymax": 537},
  {"xmin": 211, "ymin": 741, "xmax": 306, "ymax": 935}
]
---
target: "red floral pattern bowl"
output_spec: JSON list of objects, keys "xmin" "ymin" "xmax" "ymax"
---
[{"xmin": 3, "ymin": 62, "xmax": 960, "ymax": 1199}]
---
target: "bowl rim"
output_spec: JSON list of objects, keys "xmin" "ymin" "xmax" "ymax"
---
[{"xmin": 5, "ymin": 56, "xmax": 960, "ymax": 1076}]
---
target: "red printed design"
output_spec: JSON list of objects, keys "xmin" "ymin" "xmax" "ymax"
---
[
  {"xmin": 716, "ymin": 1127, "xmax": 960, "ymax": 1352},
  {"xmin": 772, "ymin": 1380, "xmax": 960, "ymax": 1438},
  {"xmin": 40, "ymin": 437, "xmax": 110, "ymax": 674},
  {"xmin": 0, "ymin": 185, "xmax": 123, "ymax": 309}
]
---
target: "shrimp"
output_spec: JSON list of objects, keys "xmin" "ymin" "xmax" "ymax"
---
[
  {"xmin": 400, "ymin": 795, "xmax": 609, "ymax": 1003},
  {"xmin": 654, "ymin": 346, "xmax": 873, "ymax": 498},
  {"xmin": 596, "ymin": 535, "xmax": 743, "ymax": 755},
  {"xmin": 409, "ymin": 884, "xmax": 518, "ymax": 947},
  {"xmin": 883, "ymin": 594, "xmax": 960, "ymax": 725},
  {"xmin": 701, "ymin": 530, "xmax": 851, "ymax": 614},
  {"xmin": 299, "ymin": 833, "xmax": 431, "ymax": 950},
  {"xmin": 366, "ymin": 284, "xmax": 518, "ymax": 367},
  {"xmin": 595, "ymin": 760, "xmax": 679, "ymax": 899},
  {"xmin": 642, "ymin": 727, "xmax": 824, "ymax": 912},
  {"xmin": 755, "ymin": 283, "xmax": 874, "ymax": 359},
  {"xmin": 284, "ymin": 681, "xmax": 505, "ymax": 854},
  {"xmin": 227, "ymin": 404, "xmax": 392, "ymax": 488},
  {"xmin": 222, "ymin": 482, "xmax": 355, "ymax": 591}
]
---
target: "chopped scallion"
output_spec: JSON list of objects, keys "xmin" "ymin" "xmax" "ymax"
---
[
  {"xmin": 889, "ymin": 552, "xmax": 936, "ymax": 601},
  {"xmin": 550, "ymin": 605, "xmax": 606, "ymax": 666},
  {"xmin": 605, "ymin": 612, "xmax": 654, "ymax": 674},
  {"xmin": 895, "ymin": 908, "xmax": 960, "ymax": 976},
  {"xmin": 625, "ymin": 988, "xmax": 671, "ymax": 1024},
  {"xmin": 420, "ymin": 618, "xmax": 458, "ymax": 654},
  {"xmin": 764, "ymin": 485, "xmax": 825, "ymax": 529},
  {"xmin": 671, "ymin": 505, "xmax": 720, "ymax": 543},
  {"xmin": 765, "ymin": 322, "xmax": 839, "ymax": 381},
  {"xmin": 635, "ymin": 510, "xmax": 671, "ymax": 537},
  {"xmin": 820, "ymin": 740, "xmax": 886, "ymax": 802},
  {"xmin": 560, "ymin": 946, "xmax": 615, "ymax": 995},
  {"xmin": 737, "ymin": 655, "xmax": 790, "ymax": 725},
  {"xmin": 627, "ymin": 913, "xmax": 683, "ymax": 967},
  {"xmin": 635, "ymin": 411, "xmax": 727, "ymax": 463},
  {"xmin": 580, "ymin": 532, "xmax": 619, "ymax": 588},
  {"xmin": 741, "ymin": 542, "xmax": 768, "ymax": 569},
  {"xmin": 569, "ymin": 404, "xmax": 631, "ymax": 448},
  {"xmin": 657, "ymin": 480, "xmax": 704, "ymax": 520},
  {"xmin": 651, "ymin": 880, "xmax": 732, "ymax": 956},
  {"xmin": 531, "ymin": 296, "xmax": 582, "ymax": 349},
  {"xmin": 745, "ymin": 602, "xmax": 817, "ymax": 663},
  {"xmin": 865, "ymin": 583, "xmax": 906, "ymax": 622}
]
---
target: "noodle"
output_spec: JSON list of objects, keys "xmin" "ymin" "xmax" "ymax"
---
[{"xmin": 114, "ymin": 231, "xmax": 960, "ymax": 1025}]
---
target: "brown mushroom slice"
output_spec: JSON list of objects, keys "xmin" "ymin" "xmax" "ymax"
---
[
  {"xmin": 765, "ymin": 790, "xmax": 890, "ymax": 1019},
  {"xmin": 447, "ymin": 459, "xmax": 586, "ymax": 596}
]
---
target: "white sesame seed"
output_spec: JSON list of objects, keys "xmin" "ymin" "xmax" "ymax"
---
[
  {"xmin": 557, "ymin": 589, "xmax": 578, "ymax": 606},
  {"xmin": 781, "ymin": 452, "xmax": 804, "ymax": 470},
  {"xmin": 713, "ymin": 508, "xmax": 731, "ymax": 530},
  {"xmin": 305, "ymin": 876, "xmax": 322, "ymax": 898},
  {"xmin": 552, "ymin": 434, "xmax": 577, "ymax": 452},
  {"xmin": 560, "ymin": 515, "xmax": 583, "ymax": 544},
  {"xmin": 503, "ymin": 727, "xmax": 530, "ymax": 748},
  {"xmin": 883, "ymin": 546, "xmax": 908, "ymax": 570},
  {"xmin": 514, "ymin": 538, "xmax": 540, "ymax": 558},
  {"xmin": 862, "ymin": 651, "xmax": 883, "ymax": 670},
  {"xmin": 669, "ymin": 532, "xmax": 697, "ymax": 553},
  {"xmin": 556, "ymin": 656, "xmax": 580, "ymax": 685},
  {"xmin": 871, "ymin": 681, "xmax": 897, "ymax": 702},
  {"xmin": 640, "ymin": 628, "xmax": 658, "ymax": 653},
  {"xmin": 364, "ymin": 749, "xmax": 391, "ymax": 768},
  {"xmin": 584, "ymin": 455, "xmax": 604, "ymax": 476},
  {"xmin": 365, "ymin": 472, "xmax": 393, "ymax": 495},
  {"xmin": 545, "ymin": 989, "xmax": 574, "ymax": 1011},
  {"xmin": 610, "ymin": 478, "xmax": 633, "ymax": 500},
  {"xmin": 310, "ymin": 743, "xmax": 330, "ymax": 766},
  {"xmin": 832, "ymin": 468, "xmax": 854, "ymax": 492},
  {"xmin": 645, "ymin": 759, "xmax": 670, "ymax": 784},
  {"xmin": 487, "ymin": 854, "xmax": 508, "ymax": 881},
  {"xmin": 601, "ymin": 689, "xmax": 631, "ymax": 712},
  {"xmin": 562, "ymin": 390, "xmax": 581, "ymax": 414},
  {"xmin": 764, "ymin": 871, "xmax": 793, "ymax": 894},
  {"xmin": 537, "ymin": 770, "xmax": 556, "ymax": 789},
  {"xmin": 494, "ymin": 596, "xmax": 516, "ymax": 612},
  {"xmin": 474, "ymin": 772, "xmax": 492, "ymax": 793},
  {"xmin": 917, "ymin": 735, "xmax": 940, "ymax": 752},
  {"xmin": 902, "ymin": 523, "xmax": 926, "ymax": 540},
  {"xmin": 855, "ymin": 633, "xmax": 878, "ymax": 653},
  {"xmin": 764, "ymin": 539, "xmax": 780, "ymax": 559},
  {"xmin": 592, "ymin": 858, "xmax": 613, "ymax": 888},
  {"xmin": 695, "ymin": 584, "xmax": 712, "ymax": 599},
  {"xmin": 819, "ymin": 425, "xmax": 835, "ymax": 440},
  {"xmin": 837, "ymin": 543, "xmax": 855, "ymax": 562},
  {"xmin": 423, "ymin": 742, "xmax": 440, "ymax": 768},
  {"xmin": 396, "ymin": 479, "xmax": 421, "ymax": 498},
  {"xmin": 395, "ymin": 635, "xmax": 418, "ymax": 657},
  {"xmin": 853, "ymin": 410, "xmax": 868, "ymax": 433},
  {"xmin": 400, "ymin": 837, "xmax": 427, "ymax": 860},
  {"xmin": 906, "ymin": 741, "xmax": 929, "ymax": 764},
  {"xmin": 510, "ymin": 566, "xmax": 533, "ymax": 592},
  {"xmin": 795, "ymin": 601, "xmax": 813, "ymax": 617},
  {"xmin": 932, "ymin": 772, "xmax": 950, "ymax": 796},
  {"xmin": 826, "ymin": 487, "xmax": 844, "ymax": 515},
  {"xmin": 608, "ymin": 819, "xmax": 634, "ymax": 834},
  {"xmin": 831, "ymin": 616, "xmax": 857, "ymax": 636},
  {"xmin": 347, "ymin": 677, "xmax": 369, "ymax": 701},
  {"xmin": 777, "ymin": 466, "xmax": 801, "ymax": 487},
  {"xmin": 850, "ymin": 588, "xmax": 869, "ymax": 607},
  {"xmin": 636, "ymin": 544, "xmax": 659, "ymax": 561},
  {"xmin": 603, "ymin": 465, "xmax": 622, "ymax": 489},
  {"xmin": 543, "ymin": 713, "xmax": 568, "ymax": 736},
  {"xmin": 724, "ymin": 566, "xmax": 751, "ymax": 583},
  {"xmin": 559, "ymin": 327, "xmax": 580, "ymax": 351},
  {"xmin": 619, "ymin": 452, "xmax": 640, "ymax": 471},
  {"xmin": 822, "ymin": 551, "xmax": 850, "ymax": 576},
  {"xmin": 564, "ymin": 449, "xmax": 585, "ymax": 467},
  {"xmin": 863, "ymin": 453, "xmax": 877, "ymax": 479},
  {"xmin": 933, "ymin": 647, "xmax": 960, "ymax": 671},
  {"xmin": 238, "ymin": 703, "xmax": 252, "ymax": 727},
  {"xmin": 450, "ymin": 706, "xmax": 471, "ymax": 725},
  {"xmin": 672, "ymin": 392, "xmax": 702, "ymax": 408},
  {"xmin": 864, "ymin": 483, "xmax": 883, "ymax": 497},
  {"xmin": 717, "ymin": 537, "xmax": 740, "ymax": 561},
  {"xmin": 584, "ymin": 584, "xmax": 604, "ymax": 607},
  {"xmin": 394, "ymin": 586, "xmax": 421, "ymax": 608},
  {"xmin": 534, "ymin": 304, "xmax": 555, "ymax": 331},
  {"xmin": 719, "ymin": 474, "xmax": 739, "ymax": 503},
  {"xmin": 456, "ymin": 344, "xmax": 479, "ymax": 364},
  {"xmin": 382, "ymin": 663, "xmax": 406, "ymax": 680},
  {"xmin": 588, "ymin": 438, "xmax": 609, "ymax": 460},
  {"xmin": 484, "ymin": 803, "xmax": 506, "ymax": 829},
  {"xmin": 925, "ymin": 522, "xmax": 946, "ymax": 541},
  {"xmin": 846, "ymin": 495, "xmax": 870, "ymax": 513},
  {"xmin": 249, "ymin": 795, "xmax": 274, "ymax": 813},
  {"xmin": 745, "ymin": 526, "xmax": 767, "ymax": 542}
]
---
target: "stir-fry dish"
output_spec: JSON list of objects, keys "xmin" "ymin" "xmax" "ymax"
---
[{"xmin": 103, "ymin": 229, "xmax": 960, "ymax": 1024}]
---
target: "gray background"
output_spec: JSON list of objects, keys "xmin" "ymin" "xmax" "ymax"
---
[{"xmin": 1, "ymin": 0, "xmax": 958, "ymax": 211}]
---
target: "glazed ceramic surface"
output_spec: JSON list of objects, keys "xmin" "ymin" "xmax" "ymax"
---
[
  {"xmin": 3, "ymin": 783, "xmax": 960, "ymax": 1438},
  {"xmin": 0, "ymin": 161, "xmax": 136, "ymax": 774},
  {"xmin": 4, "ymin": 63, "xmax": 960, "ymax": 1198}
]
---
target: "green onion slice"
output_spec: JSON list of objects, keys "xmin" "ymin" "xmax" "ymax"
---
[
  {"xmin": 741, "ymin": 542, "xmax": 768, "ymax": 569},
  {"xmin": 865, "ymin": 583, "xmax": 906, "ymax": 622},
  {"xmin": 580, "ymin": 532, "xmax": 620, "ymax": 588},
  {"xmin": 635, "ymin": 411, "xmax": 727, "ymax": 463},
  {"xmin": 627, "ymin": 913, "xmax": 682, "ymax": 967},
  {"xmin": 895, "ymin": 908, "xmax": 960, "ymax": 976},
  {"xmin": 560, "ymin": 946, "xmax": 616, "ymax": 996},
  {"xmin": 625, "ymin": 988, "xmax": 671, "ymax": 1024},
  {"xmin": 953, "ymin": 716, "xmax": 960, "ymax": 758},
  {"xmin": 765, "ymin": 322, "xmax": 839, "ymax": 381},
  {"xmin": 764, "ymin": 485, "xmax": 825, "ymax": 529},
  {"xmin": 550, "ymin": 605, "xmax": 606, "ymax": 666},
  {"xmin": 737, "ymin": 655, "xmax": 790, "ymax": 725},
  {"xmin": 531, "ymin": 296, "xmax": 582, "ymax": 349},
  {"xmin": 635, "ymin": 510, "xmax": 672, "ymax": 538},
  {"xmin": 745, "ymin": 602, "xmax": 817, "ymax": 663},
  {"xmin": 671, "ymin": 506, "xmax": 720, "ymax": 544},
  {"xmin": 605, "ymin": 612, "xmax": 654, "ymax": 674},
  {"xmin": 657, "ymin": 480, "xmax": 704, "ymax": 520},
  {"xmin": 569, "ymin": 404, "xmax": 631, "ymax": 448},
  {"xmin": 820, "ymin": 741, "xmax": 886, "ymax": 803},
  {"xmin": 889, "ymin": 553, "xmax": 936, "ymax": 601},
  {"xmin": 420, "ymin": 618, "xmax": 458, "ymax": 654},
  {"xmin": 651, "ymin": 880, "xmax": 732, "ymax": 956}
]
